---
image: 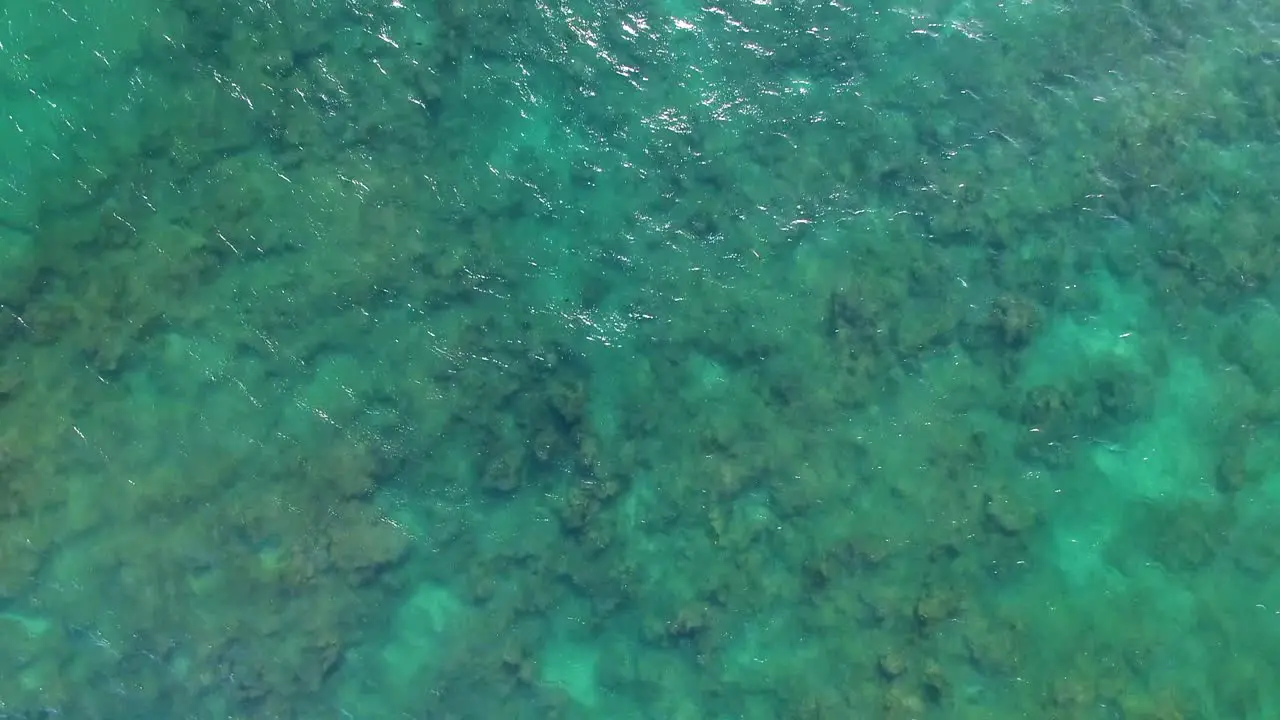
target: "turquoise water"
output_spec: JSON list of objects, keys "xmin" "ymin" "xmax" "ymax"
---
[{"xmin": 2, "ymin": 0, "xmax": 1279, "ymax": 717}]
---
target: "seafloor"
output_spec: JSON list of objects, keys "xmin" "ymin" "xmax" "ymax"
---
[{"xmin": 1, "ymin": 0, "xmax": 1278, "ymax": 718}]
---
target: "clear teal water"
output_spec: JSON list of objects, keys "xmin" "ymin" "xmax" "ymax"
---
[{"xmin": 2, "ymin": 0, "xmax": 1279, "ymax": 717}]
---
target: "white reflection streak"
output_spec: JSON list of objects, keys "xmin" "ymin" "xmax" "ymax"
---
[
  {"xmin": 232, "ymin": 377, "xmax": 261, "ymax": 407},
  {"xmin": 376, "ymin": 29, "xmax": 400, "ymax": 48},
  {"xmin": 216, "ymin": 230, "xmax": 240, "ymax": 255},
  {"xmin": 564, "ymin": 12, "xmax": 600, "ymax": 50},
  {"xmin": 311, "ymin": 406, "xmax": 339, "ymax": 429},
  {"xmin": 642, "ymin": 107, "xmax": 692, "ymax": 134}
]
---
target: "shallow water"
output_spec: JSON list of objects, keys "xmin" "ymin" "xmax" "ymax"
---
[{"xmin": 2, "ymin": 0, "xmax": 1280, "ymax": 718}]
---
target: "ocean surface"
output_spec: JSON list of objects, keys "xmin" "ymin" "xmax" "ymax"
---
[{"xmin": 1, "ymin": 0, "xmax": 1279, "ymax": 718}]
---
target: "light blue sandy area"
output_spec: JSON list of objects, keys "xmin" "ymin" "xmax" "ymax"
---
[{"xmin": 2, "ymin": 0, "xmax": 1279, "ymax": 717}]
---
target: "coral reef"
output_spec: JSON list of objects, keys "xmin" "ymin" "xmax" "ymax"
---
[{"xmin": 0, "ymin": 0, "xmax": 1277, "ymax": 717}]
